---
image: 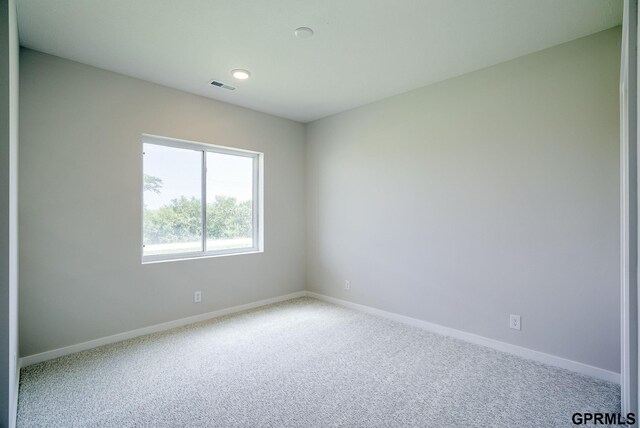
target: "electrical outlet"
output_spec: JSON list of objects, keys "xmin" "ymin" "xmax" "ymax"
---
[
  {"xmin": 344, "ymin": 280, "xmax": 351, "ymax": 290},
  {"xmin": 510, "ymin": 314, "xmax": 521, "ymax": 331},
  {"xmin": 194, "ymin": 291, "xmax": 202, "ymax": 303}
]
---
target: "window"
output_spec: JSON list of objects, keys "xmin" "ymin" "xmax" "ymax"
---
[{"xmin": 142, "ymin": 134, "xmax": 262, "ymax": 262}]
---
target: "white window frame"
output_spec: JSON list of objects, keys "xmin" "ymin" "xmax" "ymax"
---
[{"xmin": 141, "ymin": 134, "xmax": 263, "ymax": 263}]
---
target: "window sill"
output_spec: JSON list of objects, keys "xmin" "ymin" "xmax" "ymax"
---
[{"xmin": 142, "ymin": 249, "xmax": 263, "ymax": 265}]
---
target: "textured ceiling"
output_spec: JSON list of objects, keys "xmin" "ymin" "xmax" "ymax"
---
[{"xmin": 17, "ymin": 0, "xmax": 622, "ymax": 122}]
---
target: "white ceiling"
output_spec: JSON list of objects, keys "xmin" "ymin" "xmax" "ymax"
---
[{"xmin": 17, "ymin": 0, "xmax": 622, "ymax": 123}]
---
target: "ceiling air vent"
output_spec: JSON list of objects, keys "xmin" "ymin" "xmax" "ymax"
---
[{"xmin": 209, "ymin": 79, "xmax": 236, "ymax": 91}]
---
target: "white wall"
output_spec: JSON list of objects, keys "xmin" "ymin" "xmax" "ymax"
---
[
  {"xmin": 306, "ymin": 28, "xmax": 621, "ymax": 372},
  {"xmin": 1, "ymin": 0, "xmax": 19, "ymax": 426},
  {"xmin": 19, "ymin": 49, "xmax": 306, "ymax": 357}
]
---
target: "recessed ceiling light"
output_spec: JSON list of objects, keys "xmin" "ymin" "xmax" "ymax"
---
[
  {"xmin": 231, "ymin": 69, "xmax": 251, "ymax": 80},
  {"xmin": 294, "ymin": 27, "xmax": 314, "ymax": 39}
]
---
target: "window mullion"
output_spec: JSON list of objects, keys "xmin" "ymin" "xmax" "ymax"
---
[{"xmin": 201, "ymin": 150, "xmax": 207, "ymax": 253}]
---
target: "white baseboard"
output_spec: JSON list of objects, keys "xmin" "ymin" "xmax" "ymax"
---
[
  {"xmin": 19, "ymin": 291, "xmax": 307, "ymax": 368},
  {"xmin": 19, "ymin": 289, "xmax": 620, "ymax": 385},
  {"xmin": 305, "ymin": 291, "xmax": 620, "ymax": 384}
]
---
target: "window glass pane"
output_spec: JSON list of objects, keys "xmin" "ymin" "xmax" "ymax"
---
[
  {"xmin": 143, "ymin": 143, "xmax": 203, "ymax": 256},
  {"xmin": 206, "ymin": 152, "xmax": 254, "ymax": 251}
]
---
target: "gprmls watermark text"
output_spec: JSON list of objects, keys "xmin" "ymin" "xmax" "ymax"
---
[{"xmin": 572, "ymin": 413, "xmax": 636, "ymax": 425}]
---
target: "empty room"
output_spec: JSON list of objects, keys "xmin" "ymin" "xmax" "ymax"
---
[{"xmin": 1, "ymin": 0, "xmax": 639, "ymax": 427}]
